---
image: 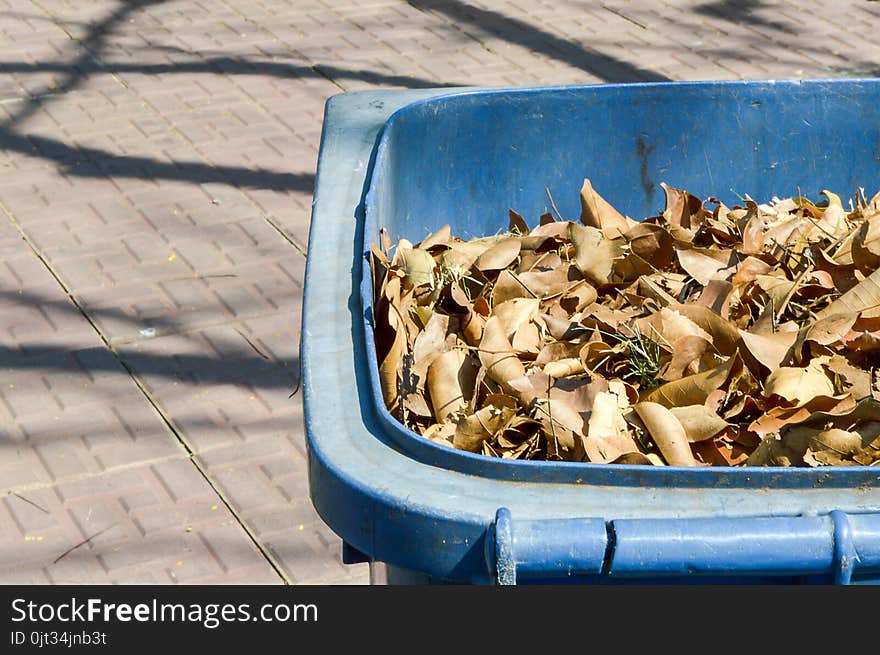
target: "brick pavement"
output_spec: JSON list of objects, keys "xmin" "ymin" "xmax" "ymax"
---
[{"xmin": 0, "ymin": 0, "xmax": 878, "ymax": 584}]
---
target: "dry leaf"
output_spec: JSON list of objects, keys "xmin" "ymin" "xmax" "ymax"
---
[
  {"xmin": 669, "ymin": 405, "xmax": 730, "ymax": 442},
  {"xmin": 544, "ymin": 358, "xmax": 586, "ymax": 378},
  {"xmin": 399, "ymin": 246, "xmax": 436, "ymax": 289},
  {"xmin": 738, "ymin": 328, "xmax": 798, "ymax": 372},
  {"xmin": 818, "ymin": 265, "xmax": 880, "ymax": 319},
  {"xmin": 763, "ymin": 357, "xmax": 835, "ymax": 403},
  {"xmin": 493, "ymin": 298, "xmax": 540, "ymax": 341},
  {"xmin": 641, "ymin": 355, "xmax": 738, "ymax": 408},
  {"xmin": 579, "ymin": 178, "xmax": 632, "ymax": 238},
  {"xmin": 474, "ymin": 238, "xmax": 521, "ymax": 271},
  {"xmin": 453, "ymin": 404, "xmax": 510, "ymax": 452},
  {"xmin": 569, "ymin": 222, "xmax": 624, "ymax": 286},
  {"xmin": 634, "ymin": 402, "xmax": 696, "ymax": 466},
  {"xmin": 584, "ymin": 391, "xmax": 639, "ymax": 462},
  {"xmin": 426, "ymin": 349, "xmax": 476, "ymax": 421},
  {"xmin": 419, "ymin": 224, "xmax": 452, "ymax": 250},
  {"xmin": 478, "ymin": 316, "xmax": 527, "ymax": 396},
  {"xmin": 676, "ymin": 247, "xmax": 735, "ymax": 285}
]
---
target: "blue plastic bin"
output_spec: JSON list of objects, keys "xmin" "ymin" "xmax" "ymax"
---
[{"xmin": 303, "ymin": 81, "xmax": 880, "ymax": 584}]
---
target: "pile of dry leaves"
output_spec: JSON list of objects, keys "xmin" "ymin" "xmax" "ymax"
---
[{"xmin": 369, "ymin": 179, "xmax": 880, "ymax": 467}]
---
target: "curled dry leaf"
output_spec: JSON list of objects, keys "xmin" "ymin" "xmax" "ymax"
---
[
  {"xmin": 478, "ymin": 316, "xmax": 527, "ymax": 397},
  {"xmin": 584, "ymin": 390, "xmax": 639, "ymax": 463},
  {"xmin": 640, "ymin": 355, "xmax": 738, "ymax": 408},
  {"xmin": 426, "ymin": 349, "xmax": 476, "ymax": 421},
  {"xmin": 569, "ymin": 222, "xmax": 623, "ymax": 286},
  {"xmin": 454, "ymin": 404, "xmax": 513, "ymax": 452},
  {"xmin": 763, "ymin": 357, "xmax": 835, "ymax": 404},
  {"xmin": 398, "ymin": 245, "xmax": 436, "ymax": 289},
  {"xmin": 474, "ymin": 237, "xmax": 521, "ymax": 272},
  {"xmin": 579, "ymin": 178, "xmax": 632, "ymax": 238},
  {"xmin": 634, "ymin": 402, "xmax": 696, "ymax": 466},
  {"xmin": 669, "ymin": 405, "xmax": 730, "ymax": 442},
  {"xmin": 544, "ymin": 358, "xmax": 586, "ymax": 378}
]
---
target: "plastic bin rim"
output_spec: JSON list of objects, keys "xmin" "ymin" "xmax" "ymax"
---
[{"xmin": 360, "ymin": 78, "xmax": 880, "ymax": 487}]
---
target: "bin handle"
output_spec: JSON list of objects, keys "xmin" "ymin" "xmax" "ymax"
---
[{"xmin": 490, "ymin": 507, "xmax": 880, "ymax": 584}]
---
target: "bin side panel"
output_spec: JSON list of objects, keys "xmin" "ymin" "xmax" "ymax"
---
[{"xmin": 374, "ymin": 81, "xmax": 880, "ymax": 245}]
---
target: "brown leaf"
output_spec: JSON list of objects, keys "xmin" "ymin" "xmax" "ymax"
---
[
  {"xmin": 670, "ymin": 303, "xmax": 740, "ymax": 355},
  {"xmin": 640, "ymin": 354, "xmax": 739, "ymax": 408},
  {"xmin": 634, "ymin": 401, "xmax": 697, "ymax": 466},
  {"xmin": 569, "ymin": 222, "xmax": 624, "ymax": 286},
  {"xmin": 637, "ymin": 276, "xmax": 678, "ymax": 307},
  {"xmin": 511, "ymin": 321, "xmax": 542, "ymax": 356},
  {"xmin": 426, "ymin": 349, "xmax": 476, "ymax": 421},
  {"xmin": 823, "ymin": 355, "xmax": 871, "ymax": 400},
  {"xmin": 754, "ymin": 273, "xmax": 795, "ymax": 309},
  {"xmin": 474, "ymin": 237, "xmax": 521, "ymax": 271},
  {"xmin": 669, "ymin": 405, "xmax": 730, "ymax": 442},
  {"xmin": 660, "ymin": 335, "xmax": 714, "ymax": 381},
  {"xmin": 399, "ymin": 245, "xmax": 436, "ymax": 289},
  {"xmin": 676, "ymin": 247, "xmax": 736, "ymax": 285},
  {"xmin": 624, "ymin": 222, "xmax": 675, "ymax": 269},
  {"xmin": 418, "ymin": 224, "xmax": 452, "ymax": 250},
  {"xmin": 453, "ymin": 404, "xmax": 513, "ymax": 452},
  {"xmin": 478, "ymin": 316, "xmax": 527, "ymax": 396},
  {"xmin": 377, "ymin": 277, "xmax": 407, "ymax": 413},
  {"xmin": 508, "ymin": 210, "xmax": 529, "ymax": 234},
  {"xmin": 696, "ymin": 279, "xmax": 734, "ymax": 317},
  {"xmin": 731, "ymin": 256, "xmax": 772, "ymax": 289},
  {"xmin": 851, "ymin": 215, "xmax": 880, "ymax": 272},
  {"xmin": 423, "ymin": 421, "xmax": 457, "ymax": 447},
  {"xmin": 817, "ymin": 264, "xmax": 880, "ymax": 319},
  {"xmin": 517, "ymin": 267, "xmax": 580, "ymax": 299},
  {"xmin": 748, "ymin": 394, "xmax": 857, "ymax": 437},
  {"xmin": 544, "ymin": 358, "xmax": 586, "ymax": 379},
  {"xmin": 584, "ymin": 390, "xmax": 639, "ymax": 463},
  {"xmin": 648, "ymin": 306, "xmax": 713, "ymax": 346},
  {"xmin": 535, "ymin": 342, "xmax": 584, "ymax": 367},
  {"xmin": 492, "ymin": 298, "xmax": 540, "ymax": 341},
  {"xmin": 815, "ymin": 190, "xmax": 848, "ymax": 237},
  {"xmin": 748, "ymin": 421, "xmax": 863, "ymax": 467},
  {"xmin": 412, "ymin": 312, "xmax": 450, "ymax": 381},
  {"xmin": 559, "ymin": 280, "xmax": 599, "ymax": 313},
  {"xmin": 534, "ymin": 399, "xmax": 584, "ymax": 449},
  {"xmin": 579, "ymin": 178, "xmax": 632, "ymax": 238},
  {"xmin": 441, "ymin": 238, "xmax": 497, "ymax": 271},
  {"xmin": 807, "ymin": 313, "xmax": 858, "ymax": 346},
  {"xmin": 403, "ymin": 392, "xmax": 433, "ymax": 419},
  {"xmin": 460, "ymin": 308, "xmax": 485, "ymax": 346},
  {"xmin": 379, "ymin": 325, "xmax": 405, "ymax": 413},
  {"xmin": 737, "ymin": 328, "xmax": 798, "ymax": 372},
  {"xmin": 611, "ymin": 452, "xmax": 654, "ymax": 465},
  {"xmin": 491, "ymin": 269, "xmax": 537, "ymax": 305},
  {"xmin": 763, "ymin": 357, "xmax": 835, "ymax": 403},
  {"xmin": 662, "ymin": 183, "xmax": 704, "ymax": 231},
  {"xmin": 692, "ymin": 439, "xmax": 749, "ymax": 466}
]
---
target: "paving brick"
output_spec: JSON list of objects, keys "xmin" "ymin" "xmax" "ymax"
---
[
  {"xmin": 194, "ymin": 433, "xmax": 367, "ymax": 584},
  {"xmin": 0, "ymin": 460, "xmax": 282, "ymax": 584}
]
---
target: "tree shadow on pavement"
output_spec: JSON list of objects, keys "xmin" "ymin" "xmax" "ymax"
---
[
  {"xmin": 408, "ymin": 0, "xmax": 671, "ymax": 82},
  {"xmin": 0, "ymin": 288, "xmax": 299, "ymax": 392},
  {"xmin": 694, "ymin": 0, "xmax": 796, "ymax": 33}
]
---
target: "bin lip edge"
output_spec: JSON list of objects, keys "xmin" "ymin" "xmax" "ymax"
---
[{"xmin": 359, "ymin": 78, "xmax": 880, "ymax": 485}]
